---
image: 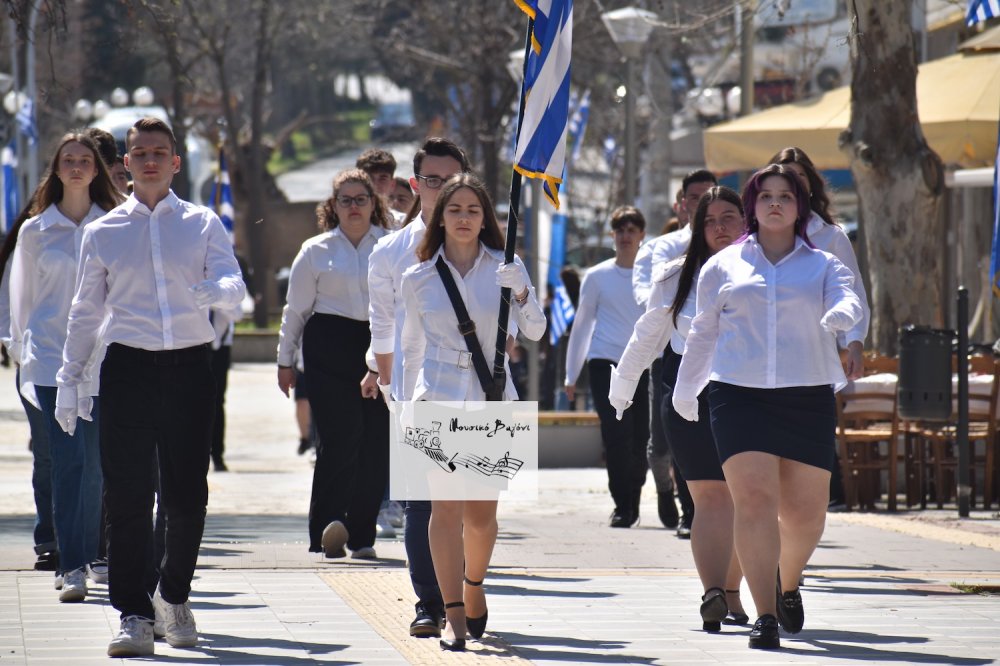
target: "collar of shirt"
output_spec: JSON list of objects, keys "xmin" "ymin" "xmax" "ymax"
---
[
  {"xmin": 328, "ymin": 224, "xmax": 386, "ymax": 247},
  {"xmin": 38, "ymin": 202, "xmax": 105, "ymax": 231},
  {"xmin": 431, "ymin": 242, "xmax": 502, "ymax": 274},
  {"xmin": 805, "ymin": 211, "xmax": 825, "ymax": 236},
  {"xmin": 745, "ymin": 233, "xmax": 812, "ymax": 267},
  {"xmin": 121, "ymin": 190, "xmax": 181, "ymax": 217}
]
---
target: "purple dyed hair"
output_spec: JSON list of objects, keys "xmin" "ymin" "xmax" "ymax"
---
[{"xmin": 740, "ymin": 164, "xmax": 814, "ymax": 246}]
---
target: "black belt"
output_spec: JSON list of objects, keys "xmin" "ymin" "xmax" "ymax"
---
[{"xmin": 107, "ymin": 342, "xmax": 210, "ymax": 366}]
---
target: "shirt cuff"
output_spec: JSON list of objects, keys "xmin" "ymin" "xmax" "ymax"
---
[{"xmin": 371, "ymin": 336, "xmax": 395, "ymax": 355}]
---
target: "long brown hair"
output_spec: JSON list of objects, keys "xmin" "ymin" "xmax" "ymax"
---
[
  {"xmin": 416, "ymin": 173, "xmax": 504, "ymax": 262},
  {"xmin": 315, "ymin": 169, "xmax": 391, "ymax": 231},
  {"xmin": 30, "ymin": 132, "xmax": 124, "ymax": 216}
]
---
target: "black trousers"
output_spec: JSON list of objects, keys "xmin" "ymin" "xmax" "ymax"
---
[
  {"xmin": 303, "ymin": 313, "xmax": 389, "ymax": 551},
  {"xmin": 100, "ymin": 343, "xmax": 215, "ymax": 620},
  {"xmin": 588, "ymin": 359, "xmax": 649, "ymax": 513},
  {"xmin": 209, "ymin": 344, "xmax": 231, "ymax": 464},
  {"xmin": 404, "ymin": 500, "xmax": 441, "ymax": 612}
]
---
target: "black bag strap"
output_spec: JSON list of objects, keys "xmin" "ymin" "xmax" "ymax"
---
[{"xmin": 434, "ymin": 256, "xmax": 499, "ymax": 398}]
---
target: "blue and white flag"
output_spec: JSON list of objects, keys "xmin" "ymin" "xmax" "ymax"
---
[
  {"xmin": 967, "ymin": 0, "xmax": 1000, "ymax": 25},
  {"xmin": 16, "ymin": 99, "xmax": 37, "ymax": 146},
  {"xmin": 2, "ymin": 140, "xmax": 17, "ymax": 233},
  {"xmin": 212, "ymin": 147, "xmax": 235, "ymax": 243},
  {"xmin": 603, "ymin": 135, "xmax": 618, "ymax": 170},
  {"xmin": 549, "ymin": 279, "xmax": 575, "ymax": 345},
  {"xmin": 989, "ymin": 118, "xmax": 1000, "ymax": 297},
  {"xmin": 567, "ymin": 89, "xmax": 590, "ymax": 167},
  {"xmin": 512, "ymin": 0, "xmax": 573, "ymax": 209}
]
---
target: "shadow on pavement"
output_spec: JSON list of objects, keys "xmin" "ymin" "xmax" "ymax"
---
[
  {"xmin": 784, "ymin": 628, "xmax": 993, "ymax": 664},
  {"xmin": 498, "ymin": 631, "xmax": 655, "ymax": 663},
  {"xmin": 487, "ymin": 581, "xmax": 615, "ymax": 599}
]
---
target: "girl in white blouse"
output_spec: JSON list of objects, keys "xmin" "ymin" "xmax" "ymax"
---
[
  {"xmin": 399, "ymin": 174, "xmax": 544, "ymax": 650},
  {"xmin": 277, "ymin": 169, "xmax": 391, "ymax": 560},
  {"xmin": 610, "ymin": 186, "xmax": 748, "ymax": 631},
  {"xmin": 673, "ymin": 164, "xmax": 862, "ymax": 650},
  {"xmin": 9, "ymin": 132, "xmax": 124, "ymax": 602}
]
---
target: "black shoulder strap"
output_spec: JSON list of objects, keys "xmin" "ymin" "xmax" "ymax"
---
[{"xmin": 434, "ymin": 256, "xmax": 498, "ymax": 398}]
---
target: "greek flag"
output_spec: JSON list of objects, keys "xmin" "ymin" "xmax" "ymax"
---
[
  {"xmin": 568, "ymin": 89, "xmax": 590, "ymax": 167},
  {"xmin": 990, "ymin": 118, "xmax": 1000, "ymax": 297},
  {"xmin": 16, "ymin": 98, "xmax": 37, "ymax": 146},
  {"xmin": 512, "ymin": 0, "xmax": 573, "ymax": 209},
  {"xmin": 2, "ymin": 141, "xmax": 17, "ymax": 232},
  {"xmin": 212, "ymin": 147, "xmax": 235, "ymax": 243},
  {"xmin": 967, "ymin": 0, "xmax": 1000, "ymax": 25},
  {"xmin": 549, "ymin": 279, "xmax": 575, "ymax": 345}
]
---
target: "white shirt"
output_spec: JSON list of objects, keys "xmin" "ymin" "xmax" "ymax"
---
[
  {"xmin": 610, "ymin": 258, "xmax": 691, "ymax": 406},
  {"xmin": 9, "ymin": 203, "xmax": 107, "ymax": 401},
  {"xmin": 400, "ymin": 245, "xmax": 545, "ymax": 401},
  {"xmin": 565, "ymin": 258, "xmax": 645, "ymax": 386},
  {"xmin": 632, "ymin": 225, "xmax": 691, "ymax": 307},
  {"xmin": 806, "ymin": 213, "xmax": 870, "ymax": 346},
  {"xmin": 673, "ymin": 235, "xmax": 862, "ymax": 404},
  {"xmin": 277, "ymin": 225, "xmax": 388, "ymax": 366},
  {"xmin": 58, "ymin": 192, "xmax": 245, "ymax": 389},
  {"xmin": 368, "ymin": 214, "xmax": 426, "ymax": 399}
]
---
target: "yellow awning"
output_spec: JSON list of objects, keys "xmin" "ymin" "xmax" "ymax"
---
[{"xmin": 704, "ymin": 51, "xmax": 1000, "ymax": 172}]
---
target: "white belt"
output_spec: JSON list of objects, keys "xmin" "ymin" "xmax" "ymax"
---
[{"xmin": 424, "ymin": 345, "xmax": 473, "ymax": 370}]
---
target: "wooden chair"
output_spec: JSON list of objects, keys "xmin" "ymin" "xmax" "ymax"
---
[{"xmin": 836, "ymin": 388, "xmax": 901, "ymax": 511}]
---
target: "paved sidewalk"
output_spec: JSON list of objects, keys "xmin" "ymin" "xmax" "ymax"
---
[{"xmin": 0, "ymin": 363, "xmax": 998, "ymax": 665}]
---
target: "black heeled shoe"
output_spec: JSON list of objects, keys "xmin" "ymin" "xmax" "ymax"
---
[
  {"xmin": 748, "ymin": 614, "xmax": 780, "ymax": 649},
  {"xmin": 722, "ymin": 589, "xmax": 749, "ymax": 625},
  {"xmin": 439, "ymin": 602, "xmax": 466, "ymax": 651},
  {"xmin": 699, "ymin": 587, "xmax": 728, "ymax": 632},
  {"xmin": 464, "ymin": 576, "xmax": 489, "ymax": 639}
]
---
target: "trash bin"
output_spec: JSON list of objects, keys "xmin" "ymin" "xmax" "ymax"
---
[{"xmin": 897, "ymin": 325, "xmax": 953, "ymax": 421}]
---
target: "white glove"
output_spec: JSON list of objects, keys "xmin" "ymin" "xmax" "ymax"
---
[
  {"xmin": 820, "ymin": 309, "xmax": 853, "ymax": 334},
  {"xmin": 77, "ymin": 396, "xmax": 94, "ymax": 422},
  {"xmin": 191, "ymin": 280, "xmax": 223, "ymax": 309},
  {"xmin": 377, "ymin": 380, "xmax": 393, "ymax": 408},
  {"xmin": 672, "ymin": 395, "xmax": 700, "ymax": 422},
  {"xmin": 55, "ymin": 386, "xmax": 79, "ymax": 436},
  {"xmin": 496, "ymin": 262, "xmax": 528, "ymax": 296},
  {"xmin": 609, "ymin": 394, "xmax": 632, "ymax": 421}
]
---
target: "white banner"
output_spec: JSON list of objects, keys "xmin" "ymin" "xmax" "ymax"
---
[{"xmin": 389, "ymin": 401, "xmax": 539, "ymax": 501}]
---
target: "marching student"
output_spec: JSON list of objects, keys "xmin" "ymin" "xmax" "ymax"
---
[
  {"xmin": 277, "ymin": 169, "xmax": 392, "ymax": 560},
  {"xmin": 611, "ymin": 186, "xmax": 748, "ymax": 632},
  {"xmin": 57, "ymin": 118, "xmax": 244, "ymax": 657},
  {"xmin": 364, "ymin": 137, "xmax": 469, "ymax": 638},
  {"xmin": 399, "ymin": 173, "xmax": 545, "ymax": 650},
  {"xmin": 356, "ymin": 148, "xmax": 406, "ymax": 227},
  {"xmin": 672, "ymin": 164, "xmax": 861, "ymax": 650},
  {"xmin": 564, "ymin": 206, "xmax": 647, "ymax": 528}
]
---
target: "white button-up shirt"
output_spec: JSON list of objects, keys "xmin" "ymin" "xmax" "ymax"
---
[
  {"xmin": 565, "ymin": 258, "xmax": 645, "ymax": 386},
  {"xmin": 806, "ymin": 213, "xmax": 870, "ymax": 346},
  {"xmin": 632, "ymin": 225, "xmax": 691, "ymax": 307},
  {"xmin": 277, "ymin": 225, "xmax": 388, "ymax": 367},
  {"xmin": 400, "ymin": 245, "xmax": 545, "ymax": 401},
  {"xmin": 368, "ymin": 214, "xmax": 425, "ymax": 399},
  {"xmin": 673, "ymin": 235, "xmax": 862, "ymax": 404},
  {"xmin": 9, "ymin": 203, "xmax": 107, "ymax": 402},
  {"xmin": 58, "ymin": 192, "xmax": 245, "ymax": 389}
]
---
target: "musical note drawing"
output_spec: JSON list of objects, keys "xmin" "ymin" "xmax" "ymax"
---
[
  {"xmin": 402, "ymin": 419, "xmax": 525, "ymax": 480},
  {"xmin": 451, "ymin": 451, "xmax": 524, "ymax": 479}
]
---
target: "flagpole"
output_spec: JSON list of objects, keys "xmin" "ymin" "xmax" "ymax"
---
[{"xmin": 488, "ymin": 17, "xmax": 535, "ymax": 400}]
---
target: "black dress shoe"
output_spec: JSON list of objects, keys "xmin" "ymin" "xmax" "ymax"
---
[
  {"xmin": 439, "ymin": 637, "xmax": 466, "ymax": 651},
  {"xmin": 464, "ymin": 577, "xmax": 488, "ymax": 639},
  {"xmin": 657, "ymin": 493, "xmax": 679, "ymax": 529},
  {"xmin": 34, "ymin": 551, "xmax": 59, "ymax": 572},
  {"xmin": 609, "ymin": 509, "xmax": 633, "ymax": 528},
  {"xmin": 722, "ymin": 590, "xmax": 749, "ymax": 625},
  {"xmin": 776, "ymin": 584, "xmax": 804, "ymax": 634},
  {"xmin": 409, "ymin": 606, "xmax": 443, "ymax": 638},
  {"xmin": 699, "ymin": 587, "xmax": 728, "ymax": 632},
  {"xmin": 675, "ymin": 520, "xmax": 692, "ymax": 539},
  {"xmin": 749, "ymin": 614, "xmax": 780, "ymax": 649}
]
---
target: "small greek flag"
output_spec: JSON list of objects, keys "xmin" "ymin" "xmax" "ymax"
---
[
  {"xmin": 549, "ymin": 279, "xmax": 575, "ymax": 345},
  {"xmin": 512, "ymin": 0, "xmax": 573, "ymax": 209},
  {"xmin": 16, "ymin": 98, "xmax": 37, "ymax": 146},
  {"xmin": 2, "ymin": 140, "xmax": 17, "ymax": 232},
  {"xmin": 967, "ymin": 0, "xmax": 1000, "ymax": 25},
  {"xmin": 212, "ymin": 147, "xmax": 235, "ymax": 243}
]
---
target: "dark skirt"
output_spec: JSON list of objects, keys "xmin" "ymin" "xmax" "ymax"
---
[
  {"xmin": 707, "ymin": 381, "xmax": 836, "ymax": 472},
  {"xmin": 660, "ymin": 347, "xmax": 725, "ymax": 481}
]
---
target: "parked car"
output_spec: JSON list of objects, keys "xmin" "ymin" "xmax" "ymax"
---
[{"xmin": 369, "ymin": 101, "xmax": 418, "ymax": 142}]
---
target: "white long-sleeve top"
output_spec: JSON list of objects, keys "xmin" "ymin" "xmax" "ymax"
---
[
  {"xmin": 806, "ymin": 212, "xmax": 870, "ymax": 346},
  {"xmin": 632, "ymin": 225, "xmax": 691, "ymax": 307},
  {"xmin": 565, "ymin": 258, "xmax": 645, "ymax": 386},
  {"xmin": 57, "ymin": 192, "xmax": 245, "ymax": 390},
  {"xmin": 610, "ymin": 258, "xmax": 691, "ymax": 405},
  {"xmin": 9, "ymin": 204, "xmax": 107, "ymax": 403},
  {"xmin": 368, "ymin": 214, "xmax": 425, "ymax": 399},
  {"xmin": 277, "ymin": 225, "xmax": 388, "ymax": 367},
  {"xmin": 673, "ymin": 235, "xmax": 862, "ymax": 404},
  {"xmin": 400, "ymin": 245, "xmax": 545, "ymax": 401}
]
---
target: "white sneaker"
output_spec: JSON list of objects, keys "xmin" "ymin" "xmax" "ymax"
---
[
  {"xmin": 58, "ymin": 567, "xmax": 87, "ymax": 602},
  {"xmin": 387, "ymin": 501, "xmax": 405, "ymax": 528},
  {"xmin": 376, "ymin": 512, "xmax": 396, "ymax": 539},
  {"xmin": 53, "ymin": 572, "xmax": 63, "ymax": 590},
  {"xmin": 321, "ymin": 520, "xmax": 349, "ymax": 558},
  {"xmin": 152, "ymin": 587, "xmax": 198, "ymax": 648},
  {"xmin": 87, "ymin": 558, "xmax": 109, "ymax": 584},
  {"xmin": 107, "ymin": 616, "xmax": 154, "ymax": 657},
  {"xmin": 351, "ymin": 546, "xmax": 377, "ymax": 560}
]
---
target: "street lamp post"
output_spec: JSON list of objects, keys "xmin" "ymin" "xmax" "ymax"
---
[{"xmin": 601, "ymin": 7, "xmax": 656, "ymax": 205}]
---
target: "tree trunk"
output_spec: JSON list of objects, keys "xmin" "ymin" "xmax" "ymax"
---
[
  {"xmin": 842, "ymin": 0, "xmax": 944, "ymax": 354},
  {"xmin": 246, "ymin": 0, "xmax": 274, "ymax": 329}
]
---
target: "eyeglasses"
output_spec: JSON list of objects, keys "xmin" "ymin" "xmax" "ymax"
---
[
  {"xmin": 336, "ymin": 194, "xmax": 371, "ymax": 208},
  {"xmin": 415, "ymin": 174, "xmax": 448, "ymax": 190}
]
